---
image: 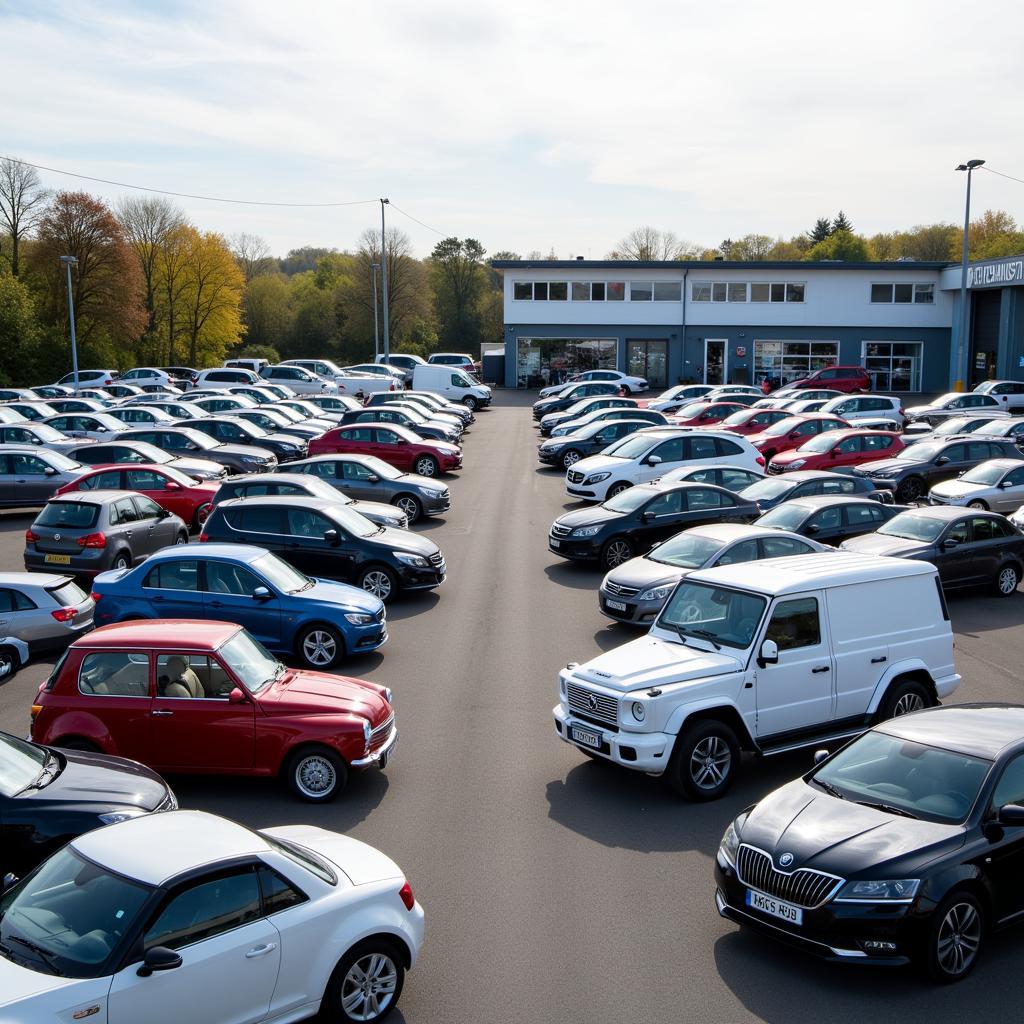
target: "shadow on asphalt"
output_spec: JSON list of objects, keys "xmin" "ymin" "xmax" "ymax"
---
[
  {"xmin": 383, "ymin": 592, "xmax": 441, "ymax": 621},
  {"xmin": 543, "ymin": 561, "xmax": 601, "ymax": 591},
  {"xmin": 947, "ymin": 590, "xmax": 1024, "ymax": 635},
  {"xmin": 408, "ymin": 517, "xmax": 447, "ymax": 533},
  {"xmin": 592, "ymin": 622, "xmax": 642, "ymax": 651}
]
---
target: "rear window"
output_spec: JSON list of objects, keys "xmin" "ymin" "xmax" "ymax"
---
[
  {"xmin": 36, "ymin": 502, "xmax": 100, "ymax": 529},
  {"xmin": 46, "ymin": 581, "xmax": 88, "ymax": 606}
]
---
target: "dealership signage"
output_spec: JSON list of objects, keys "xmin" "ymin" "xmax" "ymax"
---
[{"xmin": 968, "ymin": 257, "xmax": 1024, "ymax": 288}]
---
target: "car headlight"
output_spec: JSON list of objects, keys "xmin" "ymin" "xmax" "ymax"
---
[
  {"xmin": 718, "ymin": 821, "xmax": 740, "ymax": 867},
  {"xmin": 345, "ymin": 612, "xmax": 376, "ymax": 625},
  {"xmin": 787, "ymin": 459, "xmax": 806, "ymax": 469},
  {"xmin": 240, "ymin": 455, "xmax": 263, "ymax": 464},
  {"xmin": 384, "ymin": 687, "xmax": 393, "ymax": 704},
  {"xmin": 394, "ymin": 551, "xmax": 429, "ymax": 567},
  {"xmin": 383, "ymin": 517, "xmax": 403, "ymax": 527},
  {"xmin": 630, "ymin": 700, "xmax": 646, "ymax": 721},
  {"xmin": 638, "ymin": 584, "xmax": 674, "ymax": 602},
  {"xmin": 836, "ymin": 879, "xmax": 921, "ymax": 901},
  {"xmin": 422, "ymin": 489, "xmax": 444, "ymax": 498},
  {"xmin": 584, "ymin": 472, "xmax": 611, "ymax": 484},
  {"xmin": 362, "ymin": 718, "xmax": 371, "ymax": 750},
  {"xmin": 99, "ymin": 808, "xmax": 148, "ymax": 825},
  {"xmin": 571, "ymin": 525, "xmax": 602, "ymax": 538}
]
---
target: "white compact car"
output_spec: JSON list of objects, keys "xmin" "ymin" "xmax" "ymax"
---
[
  {"xmin": 538, "ymin": 369, "xmax": 649, "ymax": 398},
  {"xmin": 282, "ymin": 360, "xmax": 398, "ymax": 398},
  {"xmin": 819, "ymin": 394, "xmax": 905, "ymax": 428},
  {"xmin": 0, "ymin": 810, "xmax": 424, "ymax": 1024},
  {"xmin": 260, "ymin": 365, "xmax": 339, "ymax": 395},
  {"xmin": 973, "ymin": 379, "xmax": 1024, "ymax": 412},
  {"xmin": 566, "ymin": 428, "xmax": 765, "ymax": 502},
  {"xmin": 904, "ymin": 391, "xmax": 1001, "ymax": 426}
]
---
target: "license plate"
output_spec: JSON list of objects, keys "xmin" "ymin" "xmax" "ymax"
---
[
  {"xmin": 746, "ymin": 889, "xmax": 803, "ymax": 926},
  {"xmin": 44, "ymin": 554, "xmax": 72, "ymax": 565},
  {"xmin": 569, "ymin": 725, "xmax": 601, "ymax": 749},
  {"xmin": 549, "ymin": 538, "xmax": 561, "ymax": 549},
  {"xmin": 605, "ymin": 599, "xmax": 626, "ymax": 611}
]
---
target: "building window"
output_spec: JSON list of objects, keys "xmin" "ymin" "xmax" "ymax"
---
[
  {"xmin": 516, "ymin": 337, "xmax": 617, "ymax": 389},
  {"xmin": 652, "ymin": 281, "xmax": 682, "ymax": 301},
  {"xmin": 630, "ymin": 282, "xmax": 654, "ymax": 301},
  {"xmin": 894, "ymin": 283, "xmax": 913, "ymax": 303},
  {"xmin": 754, "ymin": 340, "xmax": 840, "ymax": 387},
  {"xmin": 697, "ymin": 280, "xmax": 804, "ymax": 303},
  {"xmin": 786, "ymin": 283, "xmax": 805, "ymax": 302},
  {"xmin": 727, "ymin": 282, "xmax": 747, "ymax": 302},
  {"xmin": 770, "ymin": 283, "xmax": 785, "ymax": 302},
  {"xmin": 592, "ymin": 282, "xmax": 606, "ymax": 301},
  {"xmin": 712, "ymin": 282, "xmax": 728, "ymax": 302},
  {"xmin": 871, "ymin": 282, "xmax": 935, "ymax": 304},
  {"xmin": 607, "ymin": 282, "xmax": 625, "ymax": 301},
  {"xmin": 692, "ymin": 282, "xmax": 712, "ymax": 302},
  {"xmin": 549, "ymin": 282, "xmax": 568, "ymax": 301},
  {"xmin": 571, "ymin": 282, "xmax": 590, "ymax": 301},
  {"xmin": 750, "ymin": 283, "xmax": 770, "ymax": 302},
  {"xmin": 533, "ymin": 282, "xmax": 548, "ymax": 301},
  {"xmin": 914, "ymin": 284, "xmax": 934, "ymax": 303},
  {"xmin": 862, "ymin": 341, "xmax": 923, "ymax": 391},
  {"xmin": 513, "ymin": 282, "xmax": 532, "ymax": 300}
]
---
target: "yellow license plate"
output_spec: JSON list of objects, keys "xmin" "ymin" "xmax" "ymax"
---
[{"xmin": 44, "ymin": 554, "xmax": 72, "ymax": 565}]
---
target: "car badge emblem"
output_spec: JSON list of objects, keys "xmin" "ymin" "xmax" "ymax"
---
[
  {"xmin": 54, "ymin": 533, "xmax": 61, "ymax": 541},
  {"xmin": 588, "ymin": 693, "xmax": 599, "ymax": 710},
  {"xmin": 779, "ymin": 852, "xmax": 794, "ymax": 868}
]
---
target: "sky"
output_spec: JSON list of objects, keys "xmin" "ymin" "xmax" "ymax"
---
[{"xmin": 3, "ymin": 0, "xmax": 1024, "ymax": 260}]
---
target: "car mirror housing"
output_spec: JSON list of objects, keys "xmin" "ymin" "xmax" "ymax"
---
[
  {"xmin": 646, "ymin": 455, "xmax": 662, "ymax": 466},
  {"xmin": 156, "ymin": 508, "xmax": 171, "ymax": 519},
  {"xmin": 252, "ymin": 586, "xmax": 272, "ymax": 601},
  {"xmin": 44, "ymin": 466, "xmax": 57, "ymax": 476},
  {"xmin": 641, "ymin": 511, "xmax": 655, "ymax": 523},
  {"xmin": 227, "ymin": 687, "xmax": 247, "ymax": 705},
  {"xmin": 164, "ymin": 481, "xmax": 181, "ymax": 490},
  {"xmin": 2, "ymin": 871, "xmax": 18, "ymax": 893},
  {"xmin": 137, "ymin": 946, "xmax": 183, "ymax": 977},
  {"xmin": 813, "ymin": 748, "xmax": 830, "ymax": 766},
  {"xmin": 757, "ymin": 638, "xmax": 779, "ymax": 668},
  {"xmin": 997, "ymin": 803, "xmax": 1024, "ymax": 826},
  {"xmin": 941, "ymin": 538, "xmax": 959, "ymax": 550},
  {"xmin": 323, "ymin": 529, "xmax": 340, "ymax": 545},
  {"xmin": 367, "ymin": 474, "xmax": 380, "ymax": 483},
  {"xmin": 935, "ymin": 456, "xmax": 950, "ymax": 466}
]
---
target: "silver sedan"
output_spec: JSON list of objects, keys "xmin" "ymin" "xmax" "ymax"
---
[{"xmin": 928, "ymin": 458, "xmax": 1024, "ymax": 512}]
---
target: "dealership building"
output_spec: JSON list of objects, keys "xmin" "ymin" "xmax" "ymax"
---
[{"xmin": 492, "ymin": 252, "xmax": 1024, "ymax": 392}]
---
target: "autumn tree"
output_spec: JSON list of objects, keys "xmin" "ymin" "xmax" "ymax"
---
[
  {"xmin": 722, "ymin": 233, "xmax": 774, "ymax": 261},
  {"xmin": 609, "ymin": 226, "xmax": 700, "ymax": 260},
  {"xmin": 430, "ymin": 237, "xmax": 486, "ymax": 350},
  {"xmin": 243, "ymin": 273, "xmax": 292, "ymax": 351},
  {"xmin": 0, "ymin": 158, "xmax": 49, "ymax": 277},
  {"xmin": 153, "ymin": 224, "xmax": 194, "ymax": 364},
  {"xmin": 179, "ymin": 231, "xmax": 245, "ymax": 366},
  {"xmin": 967, "ymin": 210, "xmax": 1024, "ymax": 261}
]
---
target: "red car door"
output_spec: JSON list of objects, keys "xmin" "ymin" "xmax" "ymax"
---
[
  {"xmin": 124, "ymin": 467, "xmax": 190, "ymax": 521},
  {"xmin": 831, "ymin": 434, "xmax": 865, "ymax": 467},
  {"xmin": 149, "ymin": 652, "xmax": 256, "ymax": 770},
  {"xmin": 373, "ymin": 427, "xmax": 414, "ymax": 471},
  {"xmin": 70, "ymin": 650, "xmax": 154, "ymax": 762}
]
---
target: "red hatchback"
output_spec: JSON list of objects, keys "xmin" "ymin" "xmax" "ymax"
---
[
  {"xmin": 747, "ymin": 414, "xmax": 850, "ymax": 461},
  {"xmin": 787, "ymin": 366, "xmax": 870, "ymax": 393},
  {"xmin": 30, "ymin": 620, "xmax": 396, "ymax": 802},
  {"xmin": 668, "ymin": 401, "xmax": 747, "ymax": 427},
  {"xmin": 768, "ymin": 429, "xmax": 906, "ymax": 474},
  {"xmin": 719, "ymin": 408, "xmax": 793, "ymax": 435},
  {"xmin": 308, "ymin": 423, "xmax": 462, "ymax": 477},
  {"xmin": 54, "ymin": 464, "xmax": 218, "ymax": 530}
]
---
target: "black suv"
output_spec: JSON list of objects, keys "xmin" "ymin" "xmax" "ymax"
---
[
  {"xmin": 739, "ymin": 470, "xmax": 893, "ymax": 513},
  {"xmin": 854, "ymin": 437, "xmax": 1024, "ymax": 503},
  {"xmin": 118, "ymin": 426, "xmax": 278, "ymax": 473},
  {"xmin": 201, "ymin": 496, "xmax": 445, "ymax": 601},
  {"xmin": 188, "ymin": 416, "xmax": 308, "ymax": 462}
]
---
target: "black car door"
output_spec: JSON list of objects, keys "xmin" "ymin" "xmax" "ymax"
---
[
  {"xmin": 840, "ymin": 502, "xmax": 886, "ymax": 541},
  {"xmin": 634, "ymin": 489, "xmax": 688, "ymax": 548},
  {"xmin": 982, "ymin": 753, "xmax": 1024, "ymax": 920},
  {"xmin": 803, "ymin": 504, "xmax": 844, "ymax": 544},
  {"xmin": 588, "ymin": 423, "xmax": 626, "ymax": 455},
  {"xmin": 280, "ymin": 506, "xmax": 344, "ymax": 576},
  {"xmin": 968, "ymin": 515, "xmax": 1010, "ymax": 585},
  {"xmin": 932, "ymin": 517, "xmax": 975, "ymax": 585},
  {"xmin": 928, "ymin": 442, "xmax": 970, "ymax": 486}
]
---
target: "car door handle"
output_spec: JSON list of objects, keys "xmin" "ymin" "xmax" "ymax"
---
[
  {"xmin": 245, "ymin": 943, "xmax": 277, "ymax": 958},
  {"xmin": 871, "ymin": 655, "xmax": 887, "ymax": 663},
  {"xmin": 152, "ymin": 709, "xmax": 174, "ymax": 717},
  {"xmin": 811, "ymin": 665, "xmax": 830, "ymax": 673},
  {"xmin": 152, "ymin": 596, "xmax": 165, "ymax": 602},
  {"xmin": 209, "ymin": 600, "xmax": 223, "ymax": 608}
]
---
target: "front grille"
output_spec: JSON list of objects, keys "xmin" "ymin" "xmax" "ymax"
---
[
  {"xmin": 567, "ymin": 469, "xmax": 585, "ymax": 484},
  {"xmin": 736, "ymin": 844, "xmax": 843, "ymax": 909},
  {"xmin": 428, "ymin": 551, "xmax": 444, "ymax": 568},
  {"xmin": 603, "ymin": 581, "xmax": 639, "ymax": 598},
  {"xmin": 928, "ymin": 494, "xmax": 949, "ymax": 505},
  {"xmin": 369, "ymin": 713, "xmax": 394, "ymax": 750},
  {"xmin": 550, "ymin": 523, "xmax": 572, "ymax": 538},
  {"xmin": 766, "ymin": 463, "xmax": 785, "ymax": 475},
  {"xmin": 566, "ymin": 682, "xmax": 618, "ymax": 726}
]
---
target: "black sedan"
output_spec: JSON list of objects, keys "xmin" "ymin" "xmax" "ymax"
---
[
  {"xmin": 532, "ymin": 383, "xmax": 623, "ymax": 421},
  {"xmin": 538, "ymin": 418, "xmax": 655, "ymax": 470},
  {"xmin": 539, "ymin": 396, "xmax": 638, "ymax": 435},
  {"xmin": 754, "ymin": 495, "xmax": 904, "ymax": 545},
  {"xmin": 739, "ymin": 470, "xmax": 894, "ymax": 513},
  {"xmin": 548, "ymin": 481, "xmax": 758, "ymax": 570},
  {"xmin": 853, "ymin": 437, "xmax": 1024, "ymax": 503},
  {"xmin": 715, "ymin": 704, "xmax": 1024, "ymax": 982},
  {"xmin": 840, "ymin": 505, "xmax": 1024, "ymax": 595},
  {"xmin": 117, "ymin": 426, "xmax": 278, "ymax": 474},
  {"xmin": 0, "ymin": 731, "xmax": 174, "ymax": 878},
  {"xmin": 337, "ymin": 406, "xmax": 461, "ymax": 444},
  {"xmin": 188, "ymin": 415, "xmax": 308, "ymax": 462}
]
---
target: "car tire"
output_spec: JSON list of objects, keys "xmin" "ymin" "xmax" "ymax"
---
[
  {"xmin": 966, "ymin": 499, "xmax": 988, "ymax": 510},
  {"xmin": 320, "ymin": 938, "xmax": 406, "ymax": 1023},
  {"xmin": 462, "ymin": 395, "xmax": 479, "ymax": 411},
  {"xmin": 111, "ymin": 552, "xmax": 131, "ymax": 571},
  {"xmin": 193, "ymin": 504, "xmax": 212, "ymax": 530},
  {"xmin": 896, "ymin": 477, "xmax": 925, "ymax": 503},
  {"xmin": 601, "ymin": 536, "xmax": 634, "ymax": 570},
  {"xmin": 414, "ymin": 455, "xmax": 439, "ymax": 477},
  {"xmin": 878, "ymin": 677, "xmax": 932, "ymax": 720},
  {"xmin": 620, "ymin": 385, "xmax": 633, "ymax": 396},
  {"xmin": 298, "ymin": 624, "xmax": 345, "ymax": 669},
  {"xmin": 562, "ymin": 449, "xmax": 583, "ymax": 470},
  {"xmin": 175, "ymin": 530, "xmax": 188, "ymax": 545},
  {"xmin": 0, "ymin": 645, "xmax": 20, "ymax": 681},
  {"xmin": 993, "ymin": 561, "xmax": 1021, "ymax": 597},
  {"xmin": 359, "ymin": 565, "xmax": 398, "ymax": 603},
  {"xmin": 920, "ymin": 890, "xmax": 985, "ymax": 983},
  {"xmin": 606, "ymin": 481, "xmax": 631, "ymax": 498},
  {"xmin": 668, "ymin": 720, "xmax": 739, "ymax": 800},
  {"xmin": 393, "ymin": 494, "xmax": 423, "ymax": 522},
  {"xmin": 285, "ymin": 746, "xmax": 348, "ymax": 802}
]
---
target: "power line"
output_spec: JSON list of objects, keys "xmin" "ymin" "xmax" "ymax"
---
[
  {"xmin": 0, "ymin": 154, "xmax": 379, "ymax": 208},
  {"xmin": 980, "ymin": 166, "xmax": 1024, "ymax": 187},
  {"xmin": 387, "ymin": 200, "xmax": 447, "ymax": 236}
]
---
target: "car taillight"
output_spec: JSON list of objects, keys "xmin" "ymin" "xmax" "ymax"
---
[
  {"xmin": 51, "ymin": 606, "xmax": 77, "ymax": 622},
  {"xmin": 398, "ymin": 880, "xmax": 415, "ymax": 911},
  {"xmin": 199, "ymin": 532, "xmax": 210, "ymax": 542},
  {"xmin": 90, "ymin": 591, "xmax": 102, "ymax": 602},
  {"xmin": 756, "ymin": 455, "xmax": 766, "ymax": 466},
  {"xmin": 30, "ymin": 704, "xmax": 42, "ymax": 729},
  {"xmin": 77, "ymin": 532, "xmax": 107, "ymax": 549},
  {"xmin": 25, "ymin": 529, "xmax": 38, "ymax": 543}
]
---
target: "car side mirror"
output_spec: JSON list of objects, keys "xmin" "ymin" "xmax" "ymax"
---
[
  {"xmin": 156, "ymin": 508, "xmax": 171, "ymax": 519},
  {"xmin": 137, "ymin": 946, "xmax": 183, "ymax": 977},
  {"xmin": 323, "ymin": 528, "xmax": 340, "ymax": 545},
  {"xmin": 829, "ymin": 449, "xmax": 837, "ymax": 458},
  {"xmin": 646, "ymin": 455, "xmax": 662, "ymax": 466},
  {"xmin": 941, "ymin": 537, "xmax": 959, "ymax": 550},
  {"xmin": 999, "ymin": 480, "xmax": 1012, "ymax": 488},
  {"xmin": 227, "ymin": 687, "xmax": 247, "ymax": 705},
  {"xmin": 805, "ymin": 524, "xmax": 819, "ymax": 534},
  {"xmin": 44, "ymin": 466, "xmax": 57, "ymax": 476},
  {"xmin": 997, "ymin": 803, "xmax": 1024, "ymax": 826},
  {"xmin": 935, "ymin": 456, "xmax": 950, "ymax": 466},
  {"xmin": 164, "ymin": 481, "xmax": 181, "ymax": 490},
  {"xmin": 252, "ymin": 586, "xmax": 272, "ymax": 601},
  {"xmin": 1, "ymin": 872, "xmax": 18, "ymax": 893},
  {"xmin": 641, "ymin": 511, "xmax": 655, "ymax": 523},
  {"xmin": 366, "ymin": 474, "xmax": 380, "ymax": 483},
  {"xmin": 813, "ymin": 749, "xmax": 830, "ymax": 766},
  {"xmin": 757, "ymin": 638, "xmax": 779, "ymax": 668}
]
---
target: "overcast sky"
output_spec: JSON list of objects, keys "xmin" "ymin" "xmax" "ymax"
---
[{"xmin": 4, "ymin": 0, "xmax": 1023, "ymax": 259}]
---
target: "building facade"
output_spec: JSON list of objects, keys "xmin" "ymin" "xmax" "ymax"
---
[{"xmin": 493, "ymin": 257, "xmax": 1004, "ymax": 392}]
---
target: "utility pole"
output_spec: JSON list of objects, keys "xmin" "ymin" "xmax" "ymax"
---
[
  {"xmin": 954, "ymin": 159, "xmax": 984, "ymax": 391},
  {"xmin": 371, "ymin": 262, "xmax": 381, "ymax": 356},
  {"xmin": 380, "ymin": 198, "xmax": 390, "ymax": 358},
  {"xmin": 60, "ymin": 256, "xmax": 80, "ymax": 388}
]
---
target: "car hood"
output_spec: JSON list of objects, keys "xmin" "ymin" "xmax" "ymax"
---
[
  {"xmin": 260, "ymin": 669, "xmax": 390, "ymax": 722},
  {"xmin": 571, "ymin": 635, "xmax": 741, "ymax": 692},
  {"xmin": 168, "ymin": 456, "xmax": 227, "ymax": 475},
  {"xmin": 905, "ymin": 404, "xmax": 941, "ymax": 416},
  {"xmin": 20, "ymin": 747, "xmax": 169, "ymax": 810},
  {"xmin": 604, "ymin": 556, "xmax": 687, "ymax": 591},
  {"xmin": 305, "ymin": 577, "xmax": 383, "ymax": 614},
  {"xmin": 929, "ymin": 480, "xmax": 988, "ymax": 500},
  {"xmin": 854, "ymin": 456, "xmax": 919, "ymax": 475},
  {"xmin": 554, "ymin": 506, "xmax": 622, "ymax": 530},
  {"xmin": 0, "ymin": 959, "xmax": 81, "ymax": 1009},
  {"xmin": 572, "ymin": 453, "xmax": 625, "ymax": 476},
  {"xmin": 393, "ymin": 472, "xmax": 443, "ymax": 492},
  {"xmin": 372, "ymin": 525, "xmax": 440, "ymax": 558},
  {"xmin": 261, "ymin": 431, "xmax": 305, "ymax": 446},
  {"xmin": 263, "ymin": 825, "xmax": 402, "ymax": 884},
  {"xmin": 353, "ymin": 499, "xmax": 409, "ymax": 524},
  {"xmin": 840, "ymin": 533, "xmax": 930, "ymax": 558},
  {"xmin": 740, "ymin": 779, "xmax": 964, "ymax": 877}
]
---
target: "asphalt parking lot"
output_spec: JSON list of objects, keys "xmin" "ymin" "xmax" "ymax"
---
[{"xmin": 2, "ymin": 390, "xmax": 1024, "ymax": 1023}]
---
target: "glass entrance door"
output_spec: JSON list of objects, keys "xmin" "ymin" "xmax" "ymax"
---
[
  {"xmin": 704, "ymin": 339, "xmax": 726, "ymax": 385},
  {"xmin": 626, "ymin": 340, "xmax": 668, "ymax": 388}
]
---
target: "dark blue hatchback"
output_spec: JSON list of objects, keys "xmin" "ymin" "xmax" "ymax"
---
[{"xmin": 90, "ymin": 543, "xmax": 387, "ymax": 669}]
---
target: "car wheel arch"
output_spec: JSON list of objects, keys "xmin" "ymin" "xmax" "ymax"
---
[
  {"xmin": 663, "ymin": 703, "xmax": 756, "ymax": 751},
  {"xmin": 294, "ymin": 620, "xmax": 348, "ymax": 660},
  {"xmin": 868, "ymin": 666, "xmax": 938, "ymax": 719}
]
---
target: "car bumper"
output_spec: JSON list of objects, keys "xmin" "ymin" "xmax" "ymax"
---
[
  {"xmin": 398, "ymin": 563, "xmax": 446, "ymax": 590},
  {"xmin": 548, "ymin": 535, "xmax": 601, "ymax": 560},
  {"xmin": 351, "ymin": 622, "xmax": 388, "ymax": 651},
  {"xmin": 351, "ymin": 725, "xmax": 398, "ymax": 768},
  {"xmin": 537, "ymin": 449, "xmax": 565, "ymax": 465},
  {"xmin": 565, "ymin": 485, "xmax": 600, "ymax": 500},
  {"xmin": 552, "ymin": 704, "xmax": 671, "ymax": 773},
  {"xmin": 440, "ymin": 456, "xmax": 463, "ymax": 472},
  {"xmin": 598, "ymin": 590, "xmax": 663, "ymax": 625},
  {"xmin": 25, "ymin": 551, "xmax": 111, "ymax": 579}
]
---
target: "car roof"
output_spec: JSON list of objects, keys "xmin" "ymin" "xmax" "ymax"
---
[
  {"xmin": 681, "ymin": 523, "xmax": 816, "ymax": 543},
  {"xmin": 765, "ymin": 470, "xmax": 866, "ymax": 483},
  {"xmin": 0, "ymin": 571, "xmax": 70, "ymax": 587},
  {"xmin": 770, "ymin": 494, "xmax": 880, "ymax": 509},
  {"xmin": 74, "ymin": 619, "xmax": 242, "ymax": 652},
  {"xmin": 817, "ymin": 427, "xmax": 900, "ymax": 438},
  {"xmin": 49, "ymin": 490, "xmax": 140, "ymax": 504},
  {"xmin": 974, "ymin": 458, "xmax": 1024, "ymax": 472},
  {"xmin": 217, "ymin": 495, "xmax": 342, "ymax": 509},
  {"xmin": 147, "ymin": 542, "xmax": 266, "ymax": 562},
  {"xmin": 894, "ymin": 504, "xmax": 998, "ymax": 521},
  {"xmin": 691, "ymin": 551, "xmax": 935, "ymax": 592},
  {"xmin": 877, "ymin": 704, "xmax": 1024, "ymax": 760},
  {"xmin": 72, "ymin": 810, "xmax": 270, "ymax": 886}
]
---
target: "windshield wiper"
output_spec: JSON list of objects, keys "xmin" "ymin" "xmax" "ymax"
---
[
  {"xmin": 812, "ymin": 778, "xmax": 845, "ymax": 800},
  {"xmin": 7, "ymin": 935, "xmax": 61, "ymax": 973},
  {"xmin": 686, "ymin": 628, "xmax": 722, "ymax": 651},
  {"xmin": 855, "ymin": 800, "xmax": 919, "ymax": 819}
]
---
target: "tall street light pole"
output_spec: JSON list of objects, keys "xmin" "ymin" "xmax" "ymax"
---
[
  {"xmin": 59, "ymin": 255, "xmax": 80, "ymax": 389},
  {"xmin": 380, "ymin": 198, "xmax": 390, "ymax": 359},
  {"xmin": 371, "ymin": 262, "xmax": 381, "ymax": 356},
  {"xmin": 954, "ymin": 159, "xmax": 985, "ymax": 391}
]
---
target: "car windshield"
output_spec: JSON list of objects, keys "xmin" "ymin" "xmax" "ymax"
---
[
  {"xmin": 897, "ymin": 443, "xmax": 938, "ymax": 461},
  {"xmin": 877, "ymin": 513, "xmax": 947, "ymax": 542},
  {"xmin": 357, "ymin": 456, "xmax": 402, "ymax": 480},
  {"xmin": 648, "ymin": 533, "xmax": 721, "ymax": 568},
  {"xmin": 218, "ymin": 630, "xmax": 284, "ymax": 695},
  {"xmin": 932, "ymin": 417, "xmax": 975, "ymax": 436},
  {"xmin": 252, "ymin": 552, "xmax": 313, "ymax": 594},
  {"xmin": 42, "ymin": 451, "xmax": 81, "ymax": 471},
  {"xmin": 658, "ymin": 581, "xmax": 766, "ymax": 649},
  {"xmin": 797, "ymin": 433, "xmax": 841, "ymax": 454},
  {"xmin": 0, "ymin": 733, "xmax": 48, "ymax": 797},
  {"xmin": 721, "ymin": 410, "xmax": 754, "ymax": 426},
  {"xmin": 740, "ymin": 477, "xmax": 794, "ymax": 501},
  {"xmin": 755, "ymin": 504, "xmax": 809, "ymax": 531},
  {"xmin": 973, "ymin": 420, "xmax": 1009, "ymax": 436},
  {"xmin": 960, "ymin": 463, "xmax": 1008, "ymax": 486},
  {"xmin": 761, "ymin": 418, "xmax": 801, "ymax": 437},
  {"xmin": 327, "ymin": 504, "xmax": 378, "ymax": 539},
  {"xmin": 812, "ymin": 730, "xmax": 992, "ymax": 823},
  {"xmin": 0, "ymin": 847, "xmax": 152, "ymax": 977},
  {"xmin": 602, "ymin": 486, "xmax": 658, "ymax": 514},
  {"xmin": 30, "ymin": 424, "xmax": 65, "ymax": 441},
  {"xmin": 602, "ymin": 434, "xmax": 656, "ymax": 459},
  {"xmin": 36, "ymin": 502, "xmax": 100, "ymax": 529}
]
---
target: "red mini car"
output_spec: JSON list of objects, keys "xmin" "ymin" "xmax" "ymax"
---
[
  {"xmin": 668, "ymin": 401, "xmax": 747, "ymax": 428},
  {"xmin": 747, "ymin": 414, "xmax": 850, "ymax": 461},
  {"xmin": 54, "ymin": 463, "xmax": 218, "ymax": 530},
  {"xmin": 30, "ymin": 620, "xmax": 396, "ymax": 802},
  {"xmin": 719, "ymin": 408, "xmax": 792, "ymax": 435},
  {"xmin": 768, "ymin": 428, "xmax": 906, "ymax": 474},
  {"xmin": 308, "ymin": 422, "xmax": 462, "ymax": 477},
  {"xmin": 787, "ymin": 366, "xmax": 870, "ymax": 393}
]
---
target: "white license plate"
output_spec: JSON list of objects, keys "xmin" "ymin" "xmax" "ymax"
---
[
  {"xmin": 746, "ymin": 889, "xmax": 803, "ymax": 926},
  {"xmin": 605, "ymin": 599, "xmax": 627, "ymax": 611},
  {"xmin": 569, "ymin": 725, "xmax": 601, "ymax": 749},
  {"xmin": 549, "ymin": 538, "xmax": 561, "ymax": 549}
]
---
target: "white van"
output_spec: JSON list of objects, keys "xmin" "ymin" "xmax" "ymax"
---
[
  {"xmin": 553, "ymin": 553, "xmax": 960, "ymax": 799},
  {"xmin": 412, "ymin": 364, "xmax": 492, "ymax": 410}
]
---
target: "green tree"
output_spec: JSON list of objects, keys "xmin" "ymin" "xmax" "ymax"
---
[
  {"xmin": 831, "ymin": 210, "xmax": 853, "ymax": 234},
  {"xmin": 809, "ymin": 217, "xmax": 833, "ymax": 243},
  {"xmin": 967, "ymin": 210, "xmax": 1024, "ymax": 261},
  {"xmin": 242, "ymin": 273, "xmax": 292, "ymax": 351},
  {"xmin": 0, "ymin": 269, "xmax": 45, "ymax": 384},
  {"xmin": 726, "ymin": 234, "xmax": 774, "ymax": 261},
  {"xmin": 279, "ymin": 246, "xmax": 336, "ymax": 276},
  {"xmin": 430, "ymin": 237, "xmax": 486, "ymax": 350},
  {"xmin": 804, "ymin": 228, "xmax": 870, "ymax": 262}
]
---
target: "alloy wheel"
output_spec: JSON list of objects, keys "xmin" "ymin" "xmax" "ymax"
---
[
  {"xmin": 302, "ymin": 630, "xmax": 337, "ymax": 666},
  {"xmin": 563, "ymin": 450, "xmax": 581, "ymax": 469},
  {"xmin": 361, "ymin": 570, "xmax": 393, "ymax": 600},
  {"xmin": 113, "ymin": 555, "xmax": 129, "ymax": 570},
  {"xmin": 341, "ymin": 952, "xmax": 399, "ymax": 1021},
  {"xmin": 936, "ymin": 901, "xmax": 981, "ymax": 977},
  {"xmin": 893, "ymin": 692, "xmax": 926, "ymax": 716},
  {"xmin": 293, "ymin": 753, "xmax": 337, "ymax": 799},
  {"xmin": 604, "ymin": 540, "xmax": 632, "ymax": 568},
  {"xmin": 997, "ymin": 565, "xmax": 1019, "ymax": 595},
  {"xmin": 967, "ymin": 500, "xmax": 987, "ymax": 510},
  {"xmin": 396, "ymin": 495, "xmax": 421, "ymax": 520},
  {"xmin": 689, "ymin": 736, "xmax": 732, "ymax": 791},
  {"xmin": 415, "ymin": 457, "xmax": 437, "ymax": 477}
]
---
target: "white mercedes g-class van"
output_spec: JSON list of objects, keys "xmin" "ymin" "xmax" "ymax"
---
[{"xmin": 553, "ymin": 553, "xmax": 960, "ymax": 800}]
